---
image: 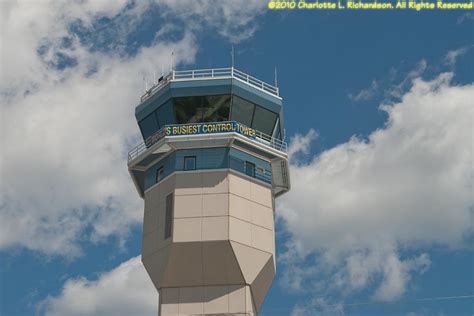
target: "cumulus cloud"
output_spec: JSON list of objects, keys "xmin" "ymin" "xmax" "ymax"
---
[
  {"xmin": 0, "ymin": 0, "xmax": 267, "ymax": 257},
  {"xmin": 278, "ymin": 72, "xmax": 474, "ymax": 302},
  {"xmin": 288, "ymin": 128, "xmax": 319, "ymax": 163},
  {"xmin": 38, "ymin": 256, "xmax": 157, "ymax": 316},
  {"xmin": 0, "ymin": 7, "xmax": 197, "ymax": 255}
]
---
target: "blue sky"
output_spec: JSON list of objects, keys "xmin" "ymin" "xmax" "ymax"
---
[{"xmin": 1, "ymin": 1, "xmax": 473, "ymax": 315}]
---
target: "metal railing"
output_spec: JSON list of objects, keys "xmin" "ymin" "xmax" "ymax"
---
[
  {"xmin": 140, "ymin": 67, "xmax": 279, "ymax": 102},
  {"xmin": 127, "ymin": 121, "xmax": 287, "ymax": 163}
]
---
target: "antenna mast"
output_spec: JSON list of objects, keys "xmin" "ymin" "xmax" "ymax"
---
[
  {"xmin": 231, "ymin": 45, "xmax": 235, "ymax": 68},
  {"xmin": 274, "ymin": 67, "xmax": 278, "ymax": 87}
]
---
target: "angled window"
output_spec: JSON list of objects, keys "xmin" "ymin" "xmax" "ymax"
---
[
  {"xmin": 156, "ymin": 99, "xmax": 175, "ymax": 127},
  {"xmin": 174, "ymin": 96, "xmax": 202, "ymax": 124},
  {"xmin": 245, "ymin": 161, "xmax": 256, "ymax": 178},
  {"xmin": 164, "ymin": 193, "xmax": 174, "ymax": 239},
  {"xmin": 202, "ymin": 95, "xmax": 231, "ymax": 122},
  {"xmin": 230, "ymin": 96, "xmax": 255, "ymax": 127},
  {"xmin": 138, "ymin": 112, "xmax": 159, "ymax": 141},
  {"xmin": 252, "ymin": 106, "xmax": 278, "ymax": 136},
  {"xmin": 184, "ymin": 156, "xmax": 196, "ymax": 171},
  {"xmin": 156, "ymin": 167, "xmax": 164, "ymax": 183}
]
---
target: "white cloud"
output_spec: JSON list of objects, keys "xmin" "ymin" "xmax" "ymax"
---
[
  {"xmin": 288, "ymin": 128, "xmax": 318, "ymax": 163},
  {"xmin": 278, "ymin": 72, "xmax": 474, "ymax": 302},
  {"xmin": 444, "ymin": 46, "xmax": 471, "ymax": 66},
  {"xmin": 349, "ymin": 80, "xmax": 379, "ymax": 102},
  {"xmin": 38, "ymin": 256, "xmax": 157, "ymax": 316},
  {"xmin": 456, "ymin": 12, "xmax": 474, "ymax": 24},
  {"xmin": 0, "ymin": 25, "xmax": 197, "ymax": 255},
  {"xmin": 1, "ymin": 0, "xmax": 267, "ymax": 257},
  {"xmin": 157, "ymin": 0, "xmax": 267, "ymax": 43}
]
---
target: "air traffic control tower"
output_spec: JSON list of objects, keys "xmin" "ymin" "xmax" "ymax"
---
[{"xmin": 128, "ymin": 68, "xmax": 290, "ymax": 315}]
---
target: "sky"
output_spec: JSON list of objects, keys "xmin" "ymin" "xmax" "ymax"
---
[{"xmin": 0, "ymin": 1, "xmax": 473, "ymax": 315}]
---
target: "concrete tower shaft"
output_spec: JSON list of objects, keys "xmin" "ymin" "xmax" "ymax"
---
[{"xmin": 128, "ymin": 68, "xmax": 290, "ymax": 315}]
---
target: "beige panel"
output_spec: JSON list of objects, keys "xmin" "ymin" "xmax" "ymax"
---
[
  {"xmin": 229, "ymin": 217, "xmax": 251, "ymax": 246},
  {"xmin": 156, "ymin": 206, "xmax": 167, "ymax": 250},
  {"xmin": 229, "ymin": 194, "xmax": 252, "ymax": 222},
  {"xmin": 230, "ymin": 241, "xmax": 272, "ymax": 283},
  {"xmin": 175, "ymin": 172, "xmax": 203, "ymax": 195},
  {"xmin": 145, "ymin": 178, "xmax": 162, "ymax": 199},
  {"xmin": 173, "ymin": 218, "xmax": 202, "ymax": 242},
  {"xmin": 202, "ymin": 216, "xmax": 228, "ymax": 241},
  {"xmin": 251, "ymin": 224, "xmax": 274, "ymax": 255},
  {"xmin": 251, "ymin": 202, "xmax": 274, "ymax": 230},
  {"xmin": 143, "ymin": 205, "xmax": 159, "ymax": 235},
  {"xmin": 203, "ymin": 285, "xmax": 229, "ymax": 314},
  {"xmin": 179, "ymin": 286, "xmax": 204, "ymax": 315},
  {"xmin": 202, "ymin": 193, "xmax": 229, "ymax": 216},
  {"xmin": 202, "ymin": 171, "xmax": 229, "ymax": 194},
  {"xmin": 245, "ymin": 285, "xmax": 256, "ymax": 315},
  {"xmin": 174, "ymin": 194, "xmax": 202, "ymax": 218},
  {"xmin": 228, "ymin": 285, "xmax": 246, "ymax": 314},
  {"xmin": 163, "ymin": 243, "xmax": 203, "ymax": 287},
  {"xmin": 158, "ymin": 174, "xmax": 176, "ymax": 201},
  {"xmin": 160, "ymin": 288, "xmax": 179, "ymax": 315},
  {"xmin": 229, "ymin": 173, "xmax": 251, "ymax": 199},
  {"xmin": 250, "ymin": 181, "xmax": 272, "ymax": 207},
  {"xmin": 250, "ymin": 256, "xmax": 275, "ymax": 312},
  {"xmin": 142, "ymin": 245, "xmax": 170, "ymax": 290},
  {"xmin": 202, "ymin": 241, "xmax": 244, "ymax": 286},
  {"xmin": 142, "ymin": 229, "xmax": 159, "ymax": 257}
]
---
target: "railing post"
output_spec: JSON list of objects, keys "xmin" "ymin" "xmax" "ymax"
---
[
  {"xmin": 212, "ymin": 69, "xmax": 214, "ymax": 77},
  {"xmin": 231, "ymin": 67, "xmax": 234, "ymax": 78}
]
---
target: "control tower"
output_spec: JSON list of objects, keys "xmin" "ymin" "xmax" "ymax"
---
[{"xmin": 128, "ymin": 67, "xmax": 290, "ymax": 315}]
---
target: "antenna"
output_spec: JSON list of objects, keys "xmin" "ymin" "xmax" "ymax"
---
[
  {"xmin": 171, "ymin": 51, "xmax": 174, "ymax": 72},
  {"xmin": 274, "ymin": 67, "xmax": 278, "ymax": 87},
  {"xmin": 231, "ymin": 45, "xmax": 235, "ymax": 68}
]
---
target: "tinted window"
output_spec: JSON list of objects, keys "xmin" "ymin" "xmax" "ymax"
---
[
  {"xmin": 202, "ymin": 95, "xmax": 231, "ymax": 122},
  {"xmin": 156, "ymin": 167, "xmax": 164, "ymax": 182},
  {"xmin": 252, "ymin": 106, "xmax": 278, "ymax": 136},
  {"xmin": 174, "ymin": 95, "xmax": 231, "ymax": 124},
  {"xmin": 184, "ymin": 156, "xmax": 196, "ymax": 171},
  {"xmin": 156, "ymin": 100, "xmax": 175, "ymax": 127},
  {"xmin": 245, "ymin": 161, "xmax": 255, "ymax": 178},
  {"xmin": 174, "ymin": 96, "xmax": 202, "ymax": 124},
  {"xmin": 231, "ymin": 96, "xmax": 254, "ymax": 127},
  {"xmin": 139, "ymin": 113, "xmax": 159, "ymax": 140}
]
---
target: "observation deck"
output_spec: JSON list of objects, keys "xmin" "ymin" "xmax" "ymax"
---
[{"xmin": 128, "ymin": 67, "xmax": 290, "ymax": 198}]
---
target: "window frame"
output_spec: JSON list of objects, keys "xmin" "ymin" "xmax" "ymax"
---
[
  {"xmin": 184, "ymin": 156, "xmax": 197, "ymax": 171},
  {"xmin": 156, "ymin": 167, "xmax": 164, "ymax": 183},
  {"xmin": 245, "ymin": 161, "xmax": 256, "ymax": 178}
]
